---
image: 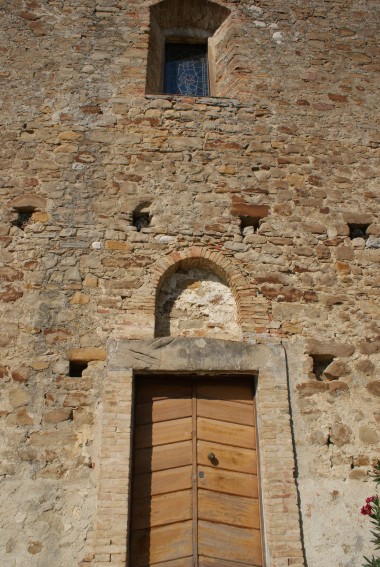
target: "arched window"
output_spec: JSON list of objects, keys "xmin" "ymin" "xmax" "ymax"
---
[{"xmin": 146, "ymin": 0, "xmax": 231, "ymax": 96}]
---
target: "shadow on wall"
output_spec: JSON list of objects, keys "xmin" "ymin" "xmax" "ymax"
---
[{"xmin": 155, "ymin": 266, "xmax": 241, "ymax": 340}]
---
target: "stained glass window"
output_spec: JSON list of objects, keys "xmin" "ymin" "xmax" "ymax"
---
[{"xmin": 163, "ymin": 43, "xmax": 209, "ymax": 97}]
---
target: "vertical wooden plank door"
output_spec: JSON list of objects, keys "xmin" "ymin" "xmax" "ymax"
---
[{"xmin": 130, "ymin": 376, "xmax": 262, "ymax": 567}]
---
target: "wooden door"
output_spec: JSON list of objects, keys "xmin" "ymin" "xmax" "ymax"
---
[{"xmin": 130, "ymin": 376, "xmax": 262, "ymax": 567}]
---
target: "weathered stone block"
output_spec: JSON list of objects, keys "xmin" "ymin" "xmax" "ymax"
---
[
  {"xmin": 358, "ymin": 339, "xmax": 380, "ymax": 355},
  {"xmin": 9, "ymin": 389, "xmax": 30, "ymax": 408},
  {"xmin": 306, "ymin": 339, "xmax": 355, "ymax": 357},
  {"xmin": 343, "ymin": 212, "xmax": 373, "ymax": 224},
  {"xmin": 67, "ymin": 348, "xmax": 106, "ymax": 362},
  {"xmin": 367, "ymin": 381, "xmax": 380, "ymax": 397},
  {"xmin": 43, "ymin": 408, "xmax": 72, "ymax": 424},
  {"xmin": 0, "ymin": 285, "xmax": 23, "ymax": 302},
  {"xmin": 7, "ymin": 408, "xmax": 33, "ymax": 425},
  {"xmin": 8, "ymin": 194, "xmax": 46, "ymax": 210},
  {"xmin": 29, "ymin": 432, "xmax": 77, "ymax": 448},
  {"xmin": 63, "ymin": 392, "xmax": 93, "ymax": 408},
  {"xmin": 323, "ymin": 360, "xmax": 349, "ymax": 380},
  {"xmin": 297, "ymin": 382, "xmax": 329, "ymax": 397},
  {"xmin": 358, "ymin": 426, "xmax": 379, "ymax": 444},
  {"xmin": 330, "ymin": 422, "xmax": 352, "ymax": 446}
]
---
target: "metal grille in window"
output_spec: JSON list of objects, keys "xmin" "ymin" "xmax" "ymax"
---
[{"xmin": 164, "ymin": 43, "xmax": 209, "ymax": 97}]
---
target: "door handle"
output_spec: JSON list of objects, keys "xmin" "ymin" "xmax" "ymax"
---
[{"xmin": 207, "ymin": 452, "xmax": 219, "ymax": 466}]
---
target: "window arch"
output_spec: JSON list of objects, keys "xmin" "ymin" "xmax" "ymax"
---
[{"xmin": 146, "ymin": 0, "xmax": 231, "ymax": 96}]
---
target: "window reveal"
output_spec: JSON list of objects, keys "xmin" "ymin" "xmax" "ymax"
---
[{"xmin": 163, "ymin": 43, "xmax": 209, "ymax": 96}]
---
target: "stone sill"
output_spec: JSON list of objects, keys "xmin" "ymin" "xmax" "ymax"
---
[{"xmin": 145, "ymin": 93, "xmax": 250, "ymax": 108}]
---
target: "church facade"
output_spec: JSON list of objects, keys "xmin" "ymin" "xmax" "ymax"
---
[{"xmin": 0, "ymin": 0, "xmax": 379, "ymax": 565}]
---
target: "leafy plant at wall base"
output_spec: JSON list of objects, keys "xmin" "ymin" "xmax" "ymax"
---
[{"xmin": 362, "ymin": 460, "xmax": 380, "ymax": 567}]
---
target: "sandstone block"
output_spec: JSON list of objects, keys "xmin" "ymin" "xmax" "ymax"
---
[
  {"xmin": 30, "ymin": 361, "xmax": 50, "ymax": 370},
  {"xmin": 29, "ymin": 431, "xmax": 77, "ymax": 448},
  {"xmin": 330, "ymin": 422, "xmax": 352, "ymax": 446},
  {"xmin": 302, "ymin": 223, "xmax": 325, "ymax": 234},
  {"xmin": 309, "ymin": 430, "xmax": 327, "ymax": 445},
  {"xmin": 9, "ymin": 388, "xmax": 30, "ymax": 408},
  {"xmin": 168, "ymin": 136, "xmax": 203, "ymax": 150},
  {"xmin": 231, "ymin": 199, "xmax": 270, "ymax": 218},
  {"xmin": 217, "ymin": 164, "xmax": 237, "ymax": 175},
  {"xmin": 12, "ymin": 367, "xmax": 30, "ymax": 383},
  {"xmin": 358, "ymin": 339, "xmax": 380, "ymax": 355},
  {"xmin": 359, "ymin": 426, "xmax": 379, "ymax": 444},
  {"xmin": 7, "ymin": 408, "xmax": 33, "ymax": 426},
  {"xmin": 83, "ymin": 274, "xmax": 98, "ymax": 288},
  {"xmin": 335, "ymin": 246, "xmax": 354, "ymax": 261},
  {"xmin": 31, "ymin": 211, "xmax": 49, "ymax": 222},
  {"xmin": 0, "ymin": 267, "xmax": 23, "ymax": 282},
  {"xmin": 294, "ymin": 246, "xmax": 314, "ymax": 257},
  {"xmin": 328, "ymin": 381, "xmax": 349, "ymax": 395},
  {"xmin": 355, "ymin": 360, "xmax": 375, "ymax": 375},
  {"xmin": 58, "ymin": 131, "xmax": 82, "ymax": 141},
  {"xmin": 328, "ymin": 93, "xmax": 348, "ymax": 102},
  {"xmin": 8, "ymin": 194, "xmax": 46, "ymax": 210},
  {"xmin": 0, "ymin": 285, "xmax": 23, "ymax": 302},
  {"xmin": 296, "ymin": 382, "xmax": 329, "ymax": 397},
  {"xmin": 367, "ymin": 381, "xmax": 380, "ymax": 397},
  {"xmin": 63, "ymin": 392, "xmax": 93, "ymax": 408},
  {"xmin": 316, "ymin": 245, "xmax": 331, "ymax": 259},
  {"xmin": 105, "ymin": 241, "xmax": 134, "ymax": 251},
  {"xmin": 73, "ymin": 408, "xmax": 94, "ymax": 425},
  {"xmin": 43, "ymin": 408, "xmax": 72, "ymax": 424},
  {"xmin": 323, "ymin": 360, "xmax": 349, "ymax": 380},
  {"xmin": 335, "ymin": 261, "xmax": 350, "ymax": 275},
  {"xmin": 307, "ymin": 339, "xmax": 355, "ymax": 357},
  {"xmin": 44, "ymin": 329, "xmax": 71, "ymax": 344},
  {"xmin": 70, "ymin": 292, "xmax": 90, "ymax": 305},
  {"xmin": 67, "ymin": 348, "xmax": 106, "ymax": 361},
  {"xmin": 349, "ymin": 469, "xmax": 366, "ymax": 480},
  {"xmin": 34, "ymin": 464, "xmax": 67, "ymax": 479},
  {"xmin": 28, "ymin": 542, "xmax": 43, "ymax": 555},
  {"xmin": 343, "ymin": 212, "xmax": 372, "ymax": 224}
]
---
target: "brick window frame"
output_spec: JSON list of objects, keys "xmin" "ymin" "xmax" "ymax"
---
[{"xmin": 146, "ymin": 0, "xmax": 231, "ymax": 96}]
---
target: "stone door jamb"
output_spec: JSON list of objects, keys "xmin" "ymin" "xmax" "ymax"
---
[{"xmin": 92, "ymin": 337, "xmax": 305, "ymax": 567}]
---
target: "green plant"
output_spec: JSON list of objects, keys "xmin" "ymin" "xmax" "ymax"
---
[{"xmin": 362, "ymin": 460, "xmax": 380, "ymax": 567}]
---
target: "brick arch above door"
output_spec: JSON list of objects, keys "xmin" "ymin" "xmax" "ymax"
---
[{"xmin": 151, "ymin": 247, "xmax": 270, "ymax": 338}]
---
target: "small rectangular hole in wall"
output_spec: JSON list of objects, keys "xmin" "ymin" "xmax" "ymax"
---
[
  {"xmin": 13, "ymin": 209, "xmax": 34, "ymax": 230},
  {"xmin": 240, "ymin": 216, "xmax": 261, "ymax": 236},
  {"xmin": 69, "ymin": 361, "xmax": 88, "ymax": 377},
  {"xmin": 348, "ymin": 223, "xmax": 370, "ymax": 240},
  {"xmin": 133, "ymin": 212, "xmax": 151, "ymax": 232},
  {"xmin": 311, "ymin": 354, "xmax": 335, "ymax": 381}
]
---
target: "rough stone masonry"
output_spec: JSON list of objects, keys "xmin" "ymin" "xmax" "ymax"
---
[{"xmin": 0, "ymin": 0, "xmax": 379, "ymax": 566}]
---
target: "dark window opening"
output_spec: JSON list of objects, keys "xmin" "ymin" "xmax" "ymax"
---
[
  {"xmin": 163, "ymin": 43, "xmax": 209, "ymax": 97},
  {"xmin": 348, "ymin": 223, "xmax": 370, "ymax": 240},
  {"xmin": 12, "ymin": 208, "xmax": 35, "ymax": 230},
  {"xmin": 310, "ymin": 354, "xmax": 335, "ymax": 381},
  {"xmin": 69, "ymin": 361, "xmax": 88, "ymax": 378},
  {"xmin": 133, "ymin": 211, "xmax": 151, "ymax": 232},
  {"xmin": 240, "ymin": 216, "xmax": 262, "ymax": 236}
]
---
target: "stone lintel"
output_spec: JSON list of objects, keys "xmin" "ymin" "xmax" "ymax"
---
[{"xmin": 107, "ymin": 337, "xmax": 282, "ymax": 375}]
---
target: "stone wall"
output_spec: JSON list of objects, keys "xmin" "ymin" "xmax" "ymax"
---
[{"xmin": 0, "ymin": 0, "xmax": 379, "ymax": 566}]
